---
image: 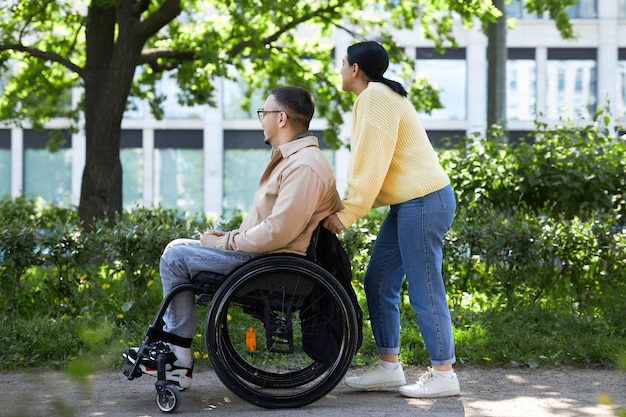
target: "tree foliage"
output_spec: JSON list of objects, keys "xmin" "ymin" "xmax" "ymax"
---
[
  {"xmin": 1, "ymin": 0, "xmax": 500, "ymax": 226},
  {"xmin": 522, "ymin": 0, "xmax": 577, "ymax": 39}
]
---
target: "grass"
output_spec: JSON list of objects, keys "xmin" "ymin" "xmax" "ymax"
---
[
  {"xmin": 352, "ymin": 302, "xmax": 626, "ymax": 370},
  {"xmin": 452, "ymin": 309, "xmax": 623, "ymax": 368},
  {"xmin": 2, "ymin": 299, "xmax": 625, "ymax": 374}
]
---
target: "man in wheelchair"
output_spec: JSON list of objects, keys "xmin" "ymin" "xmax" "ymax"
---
[{"xmin": 123, "ymin": 86, "xmax": 342, "ymax": 390}]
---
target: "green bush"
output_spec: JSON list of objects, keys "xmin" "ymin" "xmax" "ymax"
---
[
  {"xmin": 445, "ymin": 208, "xmax": 626, "ymax": 315},
  {"xmin": 87, "ymin": 207, "xmax": 217, "ymax": 321},
  {"xmin": 0, "ymin": 202, "xmax": 219, "ymax": 321},
  {"xmin": 441, "ymin": 109, "xmax": 625, "ymax": 222}
]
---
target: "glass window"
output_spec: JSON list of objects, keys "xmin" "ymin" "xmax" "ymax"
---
[
  {"xmin": 415, "ymin": 48, "xmax": 467, "ymax": 120},
  {"xmin": 508, "ymin": 49, "xmax": 537, "ymax": 121},
  {"xmin": 122, "ymin": 149, "xmax": 144, "ymax": 207},
  {"xmin": 546, "ymin": 49, "xmax": 597, "ymax": 120},
  {"xmin": 153, "ymin": 130, "xmax": 203, "ymax": 214},
  {"xmin": 618, "ymin": 49, "xmax": 626, "ymax": 121},
  {"xmin": 155, "ymin": 71, "xmax": 205, "ymax": 119},
  {"xmin": 620, "ymin": 0, "xmax": 626, "ymax": 18},
  {"xmin": 565, "ymin": 0, "xmax": 596, "ymax": 18},
  {"xmin": 121, "ymin": 131, "xmax": 143, "ymax": 208},
  {"xmin": 507, "ymin": 0, "xmax": 597, "ymax": 19},
  {"xmin": 506, "ymin": 1, "xmax": 538, "ymax": 19},
  {"xmin": 428, "ymin": 130, "xmax": 467, "ymax": 147},
  {"xmin": 222, "ymin": 130, "xmax": 269, "ymax": 212},
  {"xmin": 23, "ymin": 130, "xmax": 72, "ymax": 204},
  {"xmin": 0, "ymin": 130, "xmax": 10, "ymax": 198},
  {"xmin": 223, "ymin": 149, "xmax": 268, "ymax": 212}
]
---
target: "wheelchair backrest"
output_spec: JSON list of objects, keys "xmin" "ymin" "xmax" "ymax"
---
[{"xmin": 301, "ymin": 223, "xmax": 364, "ymax": 359}]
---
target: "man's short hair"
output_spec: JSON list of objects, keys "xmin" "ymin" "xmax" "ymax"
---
[{"xmin": 268, "ymin": 86, "xmax": 315, "ymax": 132}]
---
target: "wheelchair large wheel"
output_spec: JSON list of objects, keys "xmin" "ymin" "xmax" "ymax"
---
[{"xmin": 205, "ymin": 255, "xmax": 359, "ymax": 409}]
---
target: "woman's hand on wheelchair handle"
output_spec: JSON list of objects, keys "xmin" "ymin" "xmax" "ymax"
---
[{"xmin": 322, "ymin": 214, "xmax": 345, "ymax": 234}]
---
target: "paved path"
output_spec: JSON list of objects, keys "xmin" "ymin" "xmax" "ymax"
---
[{"xmin": 3, "ymin": 366, "xmax": 625, "ymax": 416}]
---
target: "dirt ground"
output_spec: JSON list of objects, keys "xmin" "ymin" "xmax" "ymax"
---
[{"xmin": 3, "ymin": 366, "xmax": 625, "ymax": 417}]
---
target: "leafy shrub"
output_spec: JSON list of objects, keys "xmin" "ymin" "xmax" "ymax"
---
[
  {"xmin": 88, "ymin": 207, "xmax": 216, "ymax": 320},
  {"xmin": 441, "ymin": 109, "xmax": 626, "ymax": 222},
  {"xmin": 0, "ymin": 202, "xmax": 219, "ymax": 321},
  {"xmin": 439, "ymin": 108, "xmax": 625, "ymax": 313},
  {"xmin": 444, "ymin": 208, "xmax": 626, "ymax": 315}
]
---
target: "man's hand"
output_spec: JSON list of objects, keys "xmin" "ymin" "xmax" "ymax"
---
[
  {"xmin": 322, "ymin": 214, "xmax": 346, "ymax": 234},
  {"xmin": 201, "ymin": 230, "xmax": 225, "ymax": 247}
]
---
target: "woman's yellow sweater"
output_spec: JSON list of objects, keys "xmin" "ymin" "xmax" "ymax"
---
[{"xmin": 337, "ymin": 82, "xmax": 451, "ymax": 229}]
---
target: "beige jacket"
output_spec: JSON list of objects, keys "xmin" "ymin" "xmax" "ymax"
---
[{"xmin": 216, "ymin": 135, "xmax": 341, "ymax": 255}]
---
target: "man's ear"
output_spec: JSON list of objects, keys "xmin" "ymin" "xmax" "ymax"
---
[{"xmin": 279, "ymin": 111, "xmax": 288, "ymax": 126}]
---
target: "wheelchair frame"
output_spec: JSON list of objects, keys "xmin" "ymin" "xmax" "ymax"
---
[{"xmin": 124, "ymin": 247, "xmax": 361, "ymax": 413}]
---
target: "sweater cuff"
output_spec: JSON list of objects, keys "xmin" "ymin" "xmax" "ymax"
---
[
  {"xmin": 337, "ymin": 211, "xmax": 359, "ymax": 230},
  {"xmin": 215, "ymin": 235, "xmax": 227, "ymax": 250}
]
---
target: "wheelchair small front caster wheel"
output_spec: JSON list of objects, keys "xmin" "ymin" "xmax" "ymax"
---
[{"xmin": 155, "ymin": 383, "xmax": 180, "ymax": 413}]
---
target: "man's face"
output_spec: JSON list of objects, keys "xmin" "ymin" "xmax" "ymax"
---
[{"xmin": 259, "ymin": 95, "xmax": 282, "ymax": 146}]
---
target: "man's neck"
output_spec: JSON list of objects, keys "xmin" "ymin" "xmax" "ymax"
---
[
  {"xmin": 272, "ymin": 131, "xmax": 312, "ymax": 148},
  {"xmin": 292, "ymin": 131, "xmax": 312, "ymax": 141}
]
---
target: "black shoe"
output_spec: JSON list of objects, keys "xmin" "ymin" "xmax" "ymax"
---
[{"xmin": 123, "ymin": 342, "xmax": 193, "ymax": 390}]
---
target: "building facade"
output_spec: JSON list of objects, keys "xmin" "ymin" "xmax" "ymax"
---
[{"xmin": 1, "ymin": 0, "xmax": 625, "ymax": 215}]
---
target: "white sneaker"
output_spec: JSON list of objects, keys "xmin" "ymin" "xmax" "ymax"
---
[
  {"xmin": 345, "ymin": 363, "xmax": 406, "ymax": 390},
  {"xmin": 399, "ymin": 367, "xmax": 460, "ymax": 398}
]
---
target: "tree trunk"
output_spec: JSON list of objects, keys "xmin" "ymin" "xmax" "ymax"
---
[
  {"xmin": 78, "ymin": 4, "xmax": 143, "ymax": 228},
  {"xmin": 78, "ymin": 87, "xmax": 125, "ymax": 228},
  {"xmin": 487, "ymin": 0, "xmax": 507, "ymax": 130}
]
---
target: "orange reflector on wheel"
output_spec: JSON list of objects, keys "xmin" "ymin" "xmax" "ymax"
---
[{"xmin": 246, "ymin": 327, "xmax": 257, "ymax": 352}]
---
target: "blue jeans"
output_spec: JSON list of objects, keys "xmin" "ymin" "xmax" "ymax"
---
[
  {"xmin": 364, "ymin": 185, "xmax": 456, "ymax": 366},
  {"xmin": 160, "ymin": 239, "xmax": 259, "ymax": 339}
]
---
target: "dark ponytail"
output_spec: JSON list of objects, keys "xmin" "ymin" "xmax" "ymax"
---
[{"xmin": 347, "ymin": 41, "xmax": 408, "ymax": 97}]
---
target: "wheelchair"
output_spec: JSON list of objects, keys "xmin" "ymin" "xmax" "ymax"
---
[{"xmin": 123, "ymin": 227, "xmax": 362, "ymax": 413}]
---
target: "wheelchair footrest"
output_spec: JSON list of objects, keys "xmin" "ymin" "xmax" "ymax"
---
[{"xmin": 122, "ymin": 359, "xmax": 143, "ymax": 379}]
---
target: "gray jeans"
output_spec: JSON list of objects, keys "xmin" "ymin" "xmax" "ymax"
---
[{"xmin": 159, "ymin": 238, "xmax": 259, "ymax": 338}]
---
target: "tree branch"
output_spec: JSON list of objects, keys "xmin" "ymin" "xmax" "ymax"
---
[
  {"xmin": 135, "ymin": 0, "xmax": 182, "ymax": 42},
  {"xmin": 132, "ymin": 0, "xmax": 151, "ymax": 15},
  {"xmin": 0, "ymin": 43, "xmax": 84, "ymax": 77},
  {"xmin": 138, "ymin": 48, "xmax": 196, "ymax": 72},
  {"xmin": 324, "ymin": 19, "xmax": 368, "ymax": 41},
  {"xmin": 18, "ymin": 2, "xmax": 47, "ymax": 43},
  {"xmin": 227, "ymin": 2, "xmax": 342, "ymax": 58}
]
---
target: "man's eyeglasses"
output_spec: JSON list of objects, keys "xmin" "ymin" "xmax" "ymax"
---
[{"xmin": 257, "ymin": 108, "xmax": 282, "ymax": 121}]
